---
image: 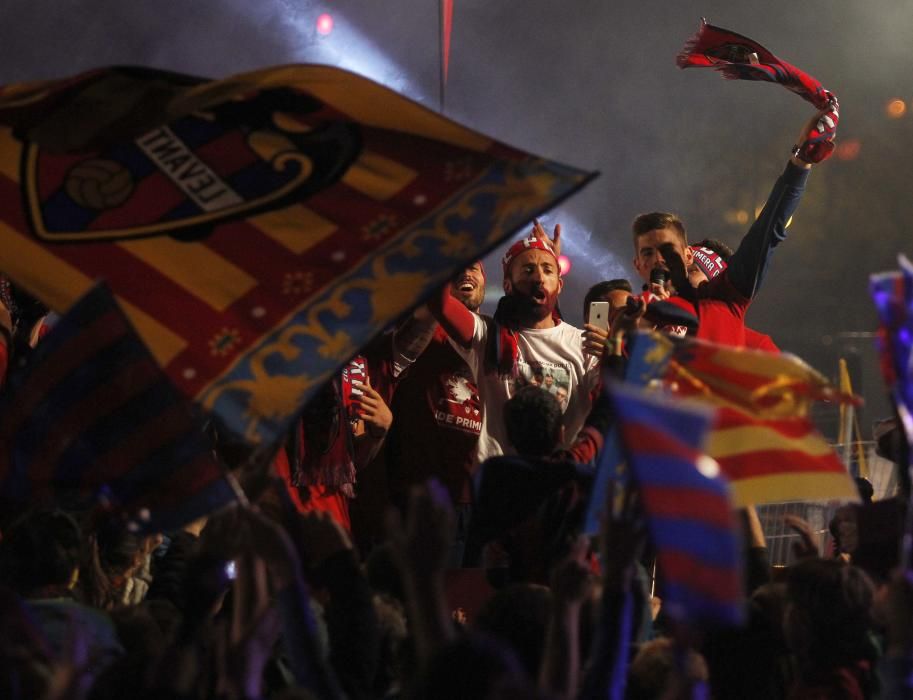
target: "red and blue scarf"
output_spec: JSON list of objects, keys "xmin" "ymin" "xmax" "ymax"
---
[{"xmin": 677, "ymin": 20, "xmax": 839, "ymax": 163}]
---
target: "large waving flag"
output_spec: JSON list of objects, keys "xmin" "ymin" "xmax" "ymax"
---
[
  {"xmin": 628, "ymin": 332, "xmax": 859, "ymax": 506},
  {"xmin": 609, "ymin": 382, "xmax": 743, "ymax": 626},
  {"xmin": 871, "ymin": 254, "xmax": 913, "ymax": 445},
  {"xmin": 0, "ymin": 65, "xmax": 594, "ymax": 450},
  {"xmin": 0, "ymin": 283, "xmax": 234, "ymax": 532}
]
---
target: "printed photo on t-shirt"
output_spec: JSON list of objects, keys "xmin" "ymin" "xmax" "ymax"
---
[{"xmin": 513, "ymin": 360, "xmax": 571, "ymax": 412}]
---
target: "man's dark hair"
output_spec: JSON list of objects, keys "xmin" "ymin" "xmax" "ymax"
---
[
  {"xmin": 0, "ymin": 509, "xmax": 81, "ymax": 595},
  {"xmin": 582, "ymin": 278, "xmax": 633, "ymax": 320},
  {"xmin": 475, "ymin": 583, "xmax": 552, "ymax": 677},
  {"xmin": 694, "ymin": 237, "xmax": 735, "ymax": 261},
  {"xmin": 632, "ymin": 212, "xmax": 687, "ymax": 248},
  {"xmin": 503, "ymin": 386, "xmax": 562, "ymax": 457}
]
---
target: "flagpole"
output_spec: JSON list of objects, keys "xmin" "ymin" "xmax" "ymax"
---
[{"xmin": 438, "ymin": 0, "xmax": 445, "ymax": 113}]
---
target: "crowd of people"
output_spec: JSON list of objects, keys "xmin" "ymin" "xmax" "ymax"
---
[{"xmin": 1, "ymin": 104, "xmax": 912, "ymax": 700}]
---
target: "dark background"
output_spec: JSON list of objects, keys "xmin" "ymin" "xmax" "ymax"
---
[{"xmin": 2, "ymin": 0, "xmax": 910, "ymax": 435}]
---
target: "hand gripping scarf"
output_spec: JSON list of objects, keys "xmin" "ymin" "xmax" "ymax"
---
[{"xmin": 677, "ymin": 20, "xmax": 839, "ymax": 163}]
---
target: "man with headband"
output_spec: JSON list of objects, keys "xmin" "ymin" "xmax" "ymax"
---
[
  {"xmin": 429, "ymin": 229, "xmax": 604, "ymax": 469},
  {"xmin": 689, "ymin": 240, "xmax": 779, "ymax": 352}
]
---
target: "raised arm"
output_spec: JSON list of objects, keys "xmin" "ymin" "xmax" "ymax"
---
[
  {"xmin": 427, "ymin": 283, "xmax": 476, "ymax": 348},
  {"xmin": 725, "ymin": 110, "xmax": 830, "ymax": 299}
]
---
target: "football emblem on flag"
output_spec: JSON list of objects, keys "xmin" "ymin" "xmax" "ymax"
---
[{"xmin": 64, "ymin": 158, "xmax": 135, "ymax": 210}]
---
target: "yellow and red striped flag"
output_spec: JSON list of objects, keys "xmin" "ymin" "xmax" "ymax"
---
[
  {"xmin": 0, "ymin": 65, "xmax": 593, "ymax": 449},
  {"xmin": 629, "ymin": 332, "xmax": 860, "ymax": 506}
]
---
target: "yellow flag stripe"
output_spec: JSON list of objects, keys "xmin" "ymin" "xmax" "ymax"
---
[
  {"xmin": 729, "ymin": 471, "xmax": 859, "ymax": 508},
  {"xmin": 250, "ymin": 204, "xmax": 337, "ymax": 254},
  {"xmin": 117, "ymin": 237, "xmax": 256, "ymax": 312},
  {"xmin": 175, "ymin": 65, "xmax": 493, "ymax": 153},
  {"xmin": 0, "ymin": 129, "xmax": 22, "ymax": 184},
  {"xmin": 115, "ymin": 299, "xmax": 187, "ymax": 366},
  {"xmin": 342, "ymin": 150, "xmax": 418, "ymax": 201},
  {"xmin": 709, "ymin": 425, "xmax": 835, "ymax": 459},
  {"xmin": 0, "ymin": 219, "xmax": 186, "ymax": 365},
  {"xmin": 0, "ymin": 219, "xmax": 94, "ymax": 310}
]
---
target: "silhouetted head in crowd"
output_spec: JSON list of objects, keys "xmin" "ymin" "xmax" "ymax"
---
[
  {"xmin": 784, "ymin": 558, "xmax": 876, "ymax": 680},
  {"xmin": 82, "ymin": 523, "xmax": 146, "ymax": 609},
  {"xmin": 474, "ymin": 583, "xmax": 551, "ymax": 678},
  {"xmin": 409, "ymin": 633, "xmax": 533, "ymax": 700},
  {"xmin": 503, "ymin": 386, "xmax": 563, "ymax": 457},
  {"xmin": 0, "ymin": 509, "xmax": 81, "ymax": 598},
  {"xmin": 626, "ymin": 637, "xmax": 709, "ymax": 700}
]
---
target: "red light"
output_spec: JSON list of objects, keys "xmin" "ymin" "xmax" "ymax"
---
[
  {"xmin": 558, "ymin": 255, "xmax": 571, "ymax": 276},
  {"xmin": 316, "ymin": 13, "xmax": 334, "ymax": 36},
  {"xmin": 836, "ymin": 139, "xmax": 862, "ymax": 161}
]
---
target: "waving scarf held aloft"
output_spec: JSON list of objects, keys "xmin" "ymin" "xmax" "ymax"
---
[{"xmin": 677, "ymin": 20, "xmax": 839, "ymax": 164}]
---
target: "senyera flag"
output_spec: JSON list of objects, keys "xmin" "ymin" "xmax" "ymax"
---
[
  {"xmin": 0, "ymin": 65, "xmax": 595, "ymax": 451},
  {"xmin": 608, "ymin": 381, "xmax": 743, "ymax": 626},
  {"xmin": 0, "ymin": 282, "xmax": 235, "ymax": 532},
  {"xmin": 628, "ymin": 332, "xmax": 860, "ymax": 507}
]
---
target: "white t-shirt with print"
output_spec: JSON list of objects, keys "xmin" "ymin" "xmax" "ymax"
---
[{"xmin": 449, "ymin": 312, "xmax": 601, "ymax": 467}]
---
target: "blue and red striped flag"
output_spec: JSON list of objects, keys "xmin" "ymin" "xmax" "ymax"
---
[
  {"xmin": 871, "ymin": 254, "xmax": 913, "ymax": 446},
  {"xmin": 608, "ymin": 382, "xmax": 743, "ymax": 626},
  {"xmin": 0, "ymin": 283, "xmax": 235, "ymax": 532}
]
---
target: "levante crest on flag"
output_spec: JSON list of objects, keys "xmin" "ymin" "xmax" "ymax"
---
[{"xmin": 0, "ymin": 65, "xmax": 595, "ymax": 448}]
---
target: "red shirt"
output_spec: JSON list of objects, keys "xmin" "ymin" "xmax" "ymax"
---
[{"xmin": 663, "ymin": 274, "xmax": 751, "ymax": 347}]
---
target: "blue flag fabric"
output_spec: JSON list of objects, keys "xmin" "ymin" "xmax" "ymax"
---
[
  {"xmin": 871, "ymin": 254, "xmax": 913, "ymax": 444},
  {"xmin": 0, "ymin": 283, "xmax": 235, "ymax": 532},
  {"xmin": 584, "ymin": 332, "xmax": 676, "ymax": 535},
  {"xmin": 608, "ymin": 382, "xmax": 744, "ymax": 626}
]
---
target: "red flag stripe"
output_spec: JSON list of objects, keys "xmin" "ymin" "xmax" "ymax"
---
[
  {"xmin": 27, "ymin": 358, "xmax": 163, "ymax": 496},
  {"xmin": 640, "ymin": 485, "xmax": 734, "ymax": 529},
  {"xmin": 123, "ymin": 451, "xmax": 223, "ymax": 513},
  {"xmin": 716, "ymin": 449, "xmax": 848, "ymax": 480},
  {"xmin": 714, "ymin": 407, "xmax": 817, "ymax": 437},
  {"xmin": 619, "ymin": 422, "xmax": 702, "ymax": 463},
  {"xmin": 80, "ymin": 401, "xmax": 200, "ymax": 488},
  {"xmin": 660, "ymin": 549, "xmax": 743, "ymax": 601},
  {"xmin": 0, "ymin": 309, "xmax": 125, "ymax": 445}
]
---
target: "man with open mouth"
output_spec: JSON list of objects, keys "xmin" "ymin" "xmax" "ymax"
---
[
  {"xmin": 385, "ymin": 261, "xmax": 487, "ymax": 566},
  {"xmin": 429, "ymin": 228, "xmax": 605, "ymax": 471}
]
